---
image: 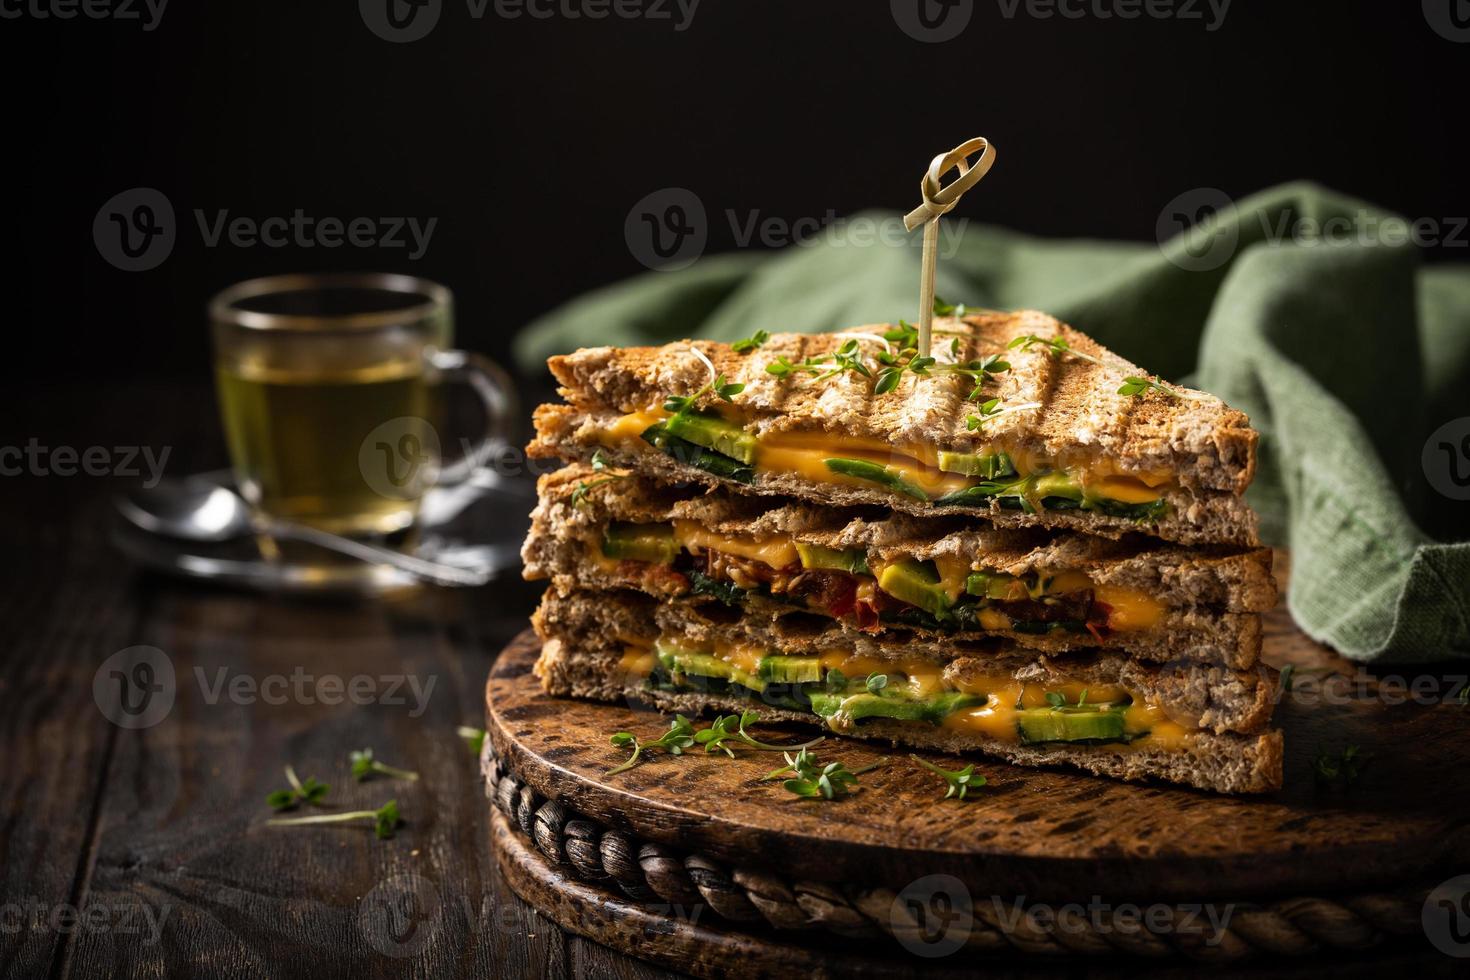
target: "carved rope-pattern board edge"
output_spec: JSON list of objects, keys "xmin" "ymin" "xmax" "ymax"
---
[{"xmin": 480, "ymin": 742, "xmax": 1433, "ymax": 961}]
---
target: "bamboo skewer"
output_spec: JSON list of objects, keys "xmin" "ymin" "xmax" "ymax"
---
[{"xmin": 903, "ymin": 137, "xmax": 997, "ymax": 356}]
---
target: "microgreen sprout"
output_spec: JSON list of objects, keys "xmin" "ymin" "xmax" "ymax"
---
[
  {"xmin": 266, "ymin": 765, "xmax": 329, "ymax": 811},
  {"xmin": 910, "ymin": 754, "xmax": 985, "ymax": 800},
  {"xmin": 731, "ymin": 329, "xmax": 770, "ymax": 353},
  {"xmin": 1117, "ymin": 376, "xmax": 1182, "ymax": 399},
  {"xmin": 457, "ymin": 726, "xmax": 487, "ymax": 755},
  {"xmin": 571, "ymin": 449, "xmax": 628, "ymax": 507},
  {"xmin": 692, "ymin": 710, "xmax": 825, "ymax": 758},
  {"xmin": 763, "ymin": 747, "xmax": 887, "ymax": 801},
  {"xmin": 1313, "ymin": 745, "xmax": 1367, "ymax": 786},
  {"xmin": 350, "ymin": 748, "xmax": 420, "ymax": 783},
  {"xmin": 605, "ymin": 715, "xmax": 697, "ymax": 776},
  {"xmin": 268, "ymin": 800, "xmax": 402, "ymax": 840}
]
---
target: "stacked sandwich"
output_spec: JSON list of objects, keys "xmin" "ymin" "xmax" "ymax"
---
[{"xmin": 523, "ymin": 310, "xmax": 1281, "ymax": 792}]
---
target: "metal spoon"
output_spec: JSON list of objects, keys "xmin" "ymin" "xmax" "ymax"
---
[{"xmin": 117, "ymin": 479, "xmax": 491, "ymax": 587}]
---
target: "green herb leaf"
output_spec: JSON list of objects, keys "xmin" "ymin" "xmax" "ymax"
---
[
  {"xmin": 933, "ymin": 297, "xmax": 968, "ymax": 317},
  {"xmin": 731, "ymin": 330, "xmax": 770, "ymax": 353},
  {"xmin": 1117, "ymin": 376, "xmax": 1181, "ymax": 399},
  {"xmin": 1312, "ymin": 744, "xmax": 1368, "ymax": 786},
  {"xmin": 865, "ymin": 673, "xmax": 888, "ymax": 695}
]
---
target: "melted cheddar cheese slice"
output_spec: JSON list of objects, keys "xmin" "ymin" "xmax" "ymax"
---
[{"xmin": 596, "ymin": 411, "xmax": 1172, "ymax": 504}]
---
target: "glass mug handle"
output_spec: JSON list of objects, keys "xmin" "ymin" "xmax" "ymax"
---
[{"xmin": 425, "ymin": 348, "xmax": 517, "ymax": 486}]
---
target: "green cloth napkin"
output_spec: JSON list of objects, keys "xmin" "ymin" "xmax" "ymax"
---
[{"xmin": 516, "ymin": 184, "xmax": 1470, "ymax": 664}]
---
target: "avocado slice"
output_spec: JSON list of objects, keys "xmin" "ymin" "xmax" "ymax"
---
[
  {"xmin": 877, "ymin": 560, "xmax": 953, "ymax": 620},
  {"xmin": 758, "ymin": 654, "xmax": 823, "ymax": 685},
  {"xmin": 794, "ymin": 543, "xmax": 871, "ymax": 576},
  {"xmin": 936, "ymin": 450, "xmax": 1015, "ymax": 479},
  {"xmin": 640, "ymin": 424, "xmax": 756, "ymax": 483},
  {"xmin": 601, "ymin": 522, "xmax": 678, "ymax": 564},
  {"xmin": 1032, "ymin": 472, "xmax": 1083, "ymax": 500},
  {"xmin": 1015, "ymin": 707, "xmax": 1126, "ymax": 744},
  {"xmin": 664, "ymin": 411, "xmax": 758, "ymax": 465},
  {"xmin": 655, "ymin": 643, "xmax": 766, "ymax": 693},
  {"xmin": 808, "ymin": 690, "xmax": 984, "ymax": 725}
]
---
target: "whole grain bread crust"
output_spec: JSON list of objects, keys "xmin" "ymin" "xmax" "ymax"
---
[{"xmin": 543, "ymin": 310, "xmax": 1257, "ymax": 494}]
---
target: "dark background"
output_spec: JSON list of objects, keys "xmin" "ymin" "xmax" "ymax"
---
[{"xmin": 7, "ymin": 1, "xmax": 1466, "ymax": 385}]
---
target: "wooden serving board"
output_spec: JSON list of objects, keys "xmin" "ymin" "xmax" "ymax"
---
[
  {"xmin": 486, "ymin": 612, "xmax": 1470, "ymax": 900},
  {"xmin": 484, "ymin": 593, "xmax": 1470, "ymax": 964}
]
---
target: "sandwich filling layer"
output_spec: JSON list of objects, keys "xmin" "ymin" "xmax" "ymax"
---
[
  {"xmin": 619, "ymin": 636, "xmax": 1193, "ymax": 751},
  {"xmin": 596, "ymin": 519, "xmax": 1165, "ymax": 638},
  {"xmin": 599, "ymin": 408, "xmax": 1172, "ymax": 520}
]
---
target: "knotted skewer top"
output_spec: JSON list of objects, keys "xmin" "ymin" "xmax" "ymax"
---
[{"xmin": 903, "ymin": 137, "xmax": 996, "ymax": 356}]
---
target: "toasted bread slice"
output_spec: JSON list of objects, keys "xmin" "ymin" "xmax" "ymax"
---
[
  {"xmin": 531, "ymin": 309, "xmax": 1261, "ymax": 546},
  {"xmin": 525, "ymin": 465, "xmax": 1273, "ymax": 668},
  {"xmin": 533, "ymin": 588, "xmax": 1284, "ymax": 794},
  {"xmin": 531, "ymin": 402, "xmax": 1259, "ymax": 546}
]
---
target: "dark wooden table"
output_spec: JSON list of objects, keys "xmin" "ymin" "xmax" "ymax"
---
[
  {"xmin": 0, "ymin": 383, "xmax": 687, "ymax": 980},
  {"xmin": 4, "ymin": 385, "xmax": 1463, "ymax": 980}
]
